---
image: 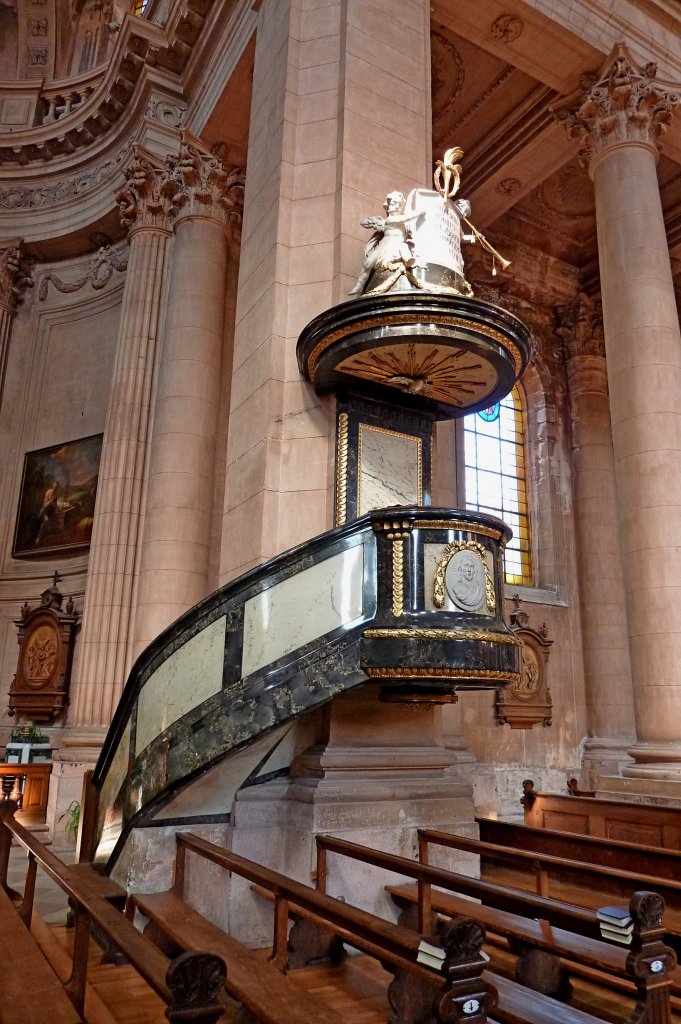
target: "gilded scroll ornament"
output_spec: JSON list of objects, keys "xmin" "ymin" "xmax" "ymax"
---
[
  {"xmin": 433, "ymin": 540, "xmax": 495, "ymax": 612},
  {"xmin": 391, "ymin": 538, "xmax": 405, "ymax": 617}
]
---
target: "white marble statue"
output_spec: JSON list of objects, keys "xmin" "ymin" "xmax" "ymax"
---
[
  {"xmin": 349, "ymin": 191, "xmax": 424, "ymax": 295},
  {"xmin": 350, "ymin": 148, "xmax": 508, "ymax": 298}
]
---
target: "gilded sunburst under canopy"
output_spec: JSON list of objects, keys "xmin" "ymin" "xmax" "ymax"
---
[{"xmin": 337, "ymin": 342, "xmax": 497, "ymax": 407}]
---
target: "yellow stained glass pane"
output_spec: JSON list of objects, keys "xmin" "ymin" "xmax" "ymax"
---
[{"xmin": 463, "ymin": 386, "xmax": 533, "ymax": 586}]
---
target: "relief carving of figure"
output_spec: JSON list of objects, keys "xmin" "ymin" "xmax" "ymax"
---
[
  {"xmin": 26, "ymin": 628, "xmax": 58, "ymax": 681},
  {"xmin": 445, "ymin": 550, "xmax": 486, "ymax": 612}
]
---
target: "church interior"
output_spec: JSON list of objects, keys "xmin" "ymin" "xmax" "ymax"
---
[{"xmin": 2, "ymin": 1, "xmax": 681, "ymax": 1022}]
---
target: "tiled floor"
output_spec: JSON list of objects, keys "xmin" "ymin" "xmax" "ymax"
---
[{"xmin": 7, "ymin": 839, "xmax": 74, "ymax": 924}]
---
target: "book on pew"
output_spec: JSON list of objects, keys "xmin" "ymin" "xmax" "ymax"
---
[
  {"xmin": 417, "ymin": 938, "xmax": 490, "ymax": 971},
  {"xmin": 599, "ymin": 924, "xmax": 633, "ymax": 946},
  {"xmin": 597, "ymin": 906, "xmax": 632, "ymax": 927}
]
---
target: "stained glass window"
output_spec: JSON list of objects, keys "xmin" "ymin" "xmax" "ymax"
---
[
  {"xmin": 133, "ymin": 0, "xmax": 149, "ymax": 14},
  {"xmin": 463, "ymin": 385, "xmax": 532, "ymax": 586}
]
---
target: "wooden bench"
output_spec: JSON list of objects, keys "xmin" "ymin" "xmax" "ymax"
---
[
  {"xmin": 521, "ymin": 779, "xmax": 681, "ymax": 849},
  {"xmin": 0, "ymin": 799, "xmax": 228, "ymax": 1023},
  {"xmin": 0, "ymin": 882, "xmax": 82, "ymax": 1023},
  {"xmin": 130, "ymin": 890, "xmax": 339, "ymax": 1024},
  {"xmin": 142, "ymin": 830, "xmax": 498, "ymax": 1024},
  {"xmin": 387, "ymin": 883, "xmax": 681, "ymax": 1001},
  {"xmin": 477, "ymin": 816, "xmax": 681, "ymax": 882},
  {"xmin": 314, "ymin": 834, "xmax": 677, "ymax": 1024},
  {"xmin": 417, "ymin": 827, "xmax": 681, "ymax": 936}
]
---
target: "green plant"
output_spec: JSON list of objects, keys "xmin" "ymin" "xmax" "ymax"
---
[
  {"xmin": 58, "ymin": 800, "xmax": 80, "ymax": 839},
  {"xmin": 10, "ymin": 725, "xmax": 47, "ymax": 743}
]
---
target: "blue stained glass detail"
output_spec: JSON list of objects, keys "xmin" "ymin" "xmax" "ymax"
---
[{"xmin": 478, "ymin": 404, "xmax": 500, "ymax": 422}]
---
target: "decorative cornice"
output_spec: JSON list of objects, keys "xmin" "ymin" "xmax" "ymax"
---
[
  {"xmin": 0, "ymin": 146, "xmax": 130, "ymax": 212},
  {"xmin": 116, "ymin": 145, "xmax": 177, "ymax": 233},
  {"xmin": 0, "ymin": 240, "xmax": 34, "ymax": 313},
  {"xmin": 553, "ymin": 42, "xmax": 681, "ymax": 171},
  {"xmin": 0, "ymin": 1, "xmax": 211, "ymax": 168},
  {"xmin": 555, "ymin": 292, "xmax": 605, "ymax": 360},
  {"xmin": 166, "ymin": 132, "xmax": 245, "ymax": 230},
  {"xmin": 38, "ymin": 245, "xmax": 128, "ymax": 300}
]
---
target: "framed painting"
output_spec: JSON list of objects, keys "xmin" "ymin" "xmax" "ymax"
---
[{"xmin": 12, "ymin": 434, "xmax": 103, "ymax": 557}]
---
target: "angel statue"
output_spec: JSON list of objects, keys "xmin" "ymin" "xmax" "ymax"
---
[{"xmin": 349, "ymin": 191, "xmax": 424, "ymax": 296}]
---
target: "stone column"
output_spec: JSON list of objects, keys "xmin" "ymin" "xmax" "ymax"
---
[
  {"xmin": 132, "ymin": 134, "xmax": 244, "ymax": 654},
  {"xmin": 0, "ymin": 240, "xmax": 31, "ymax": 402},
  {"xmin": 557, "ymin": 45, "xmax": 681, "ymax": 777},
  {"xmin": 71, "ymin": 147, "xmax": 175, "ymax": 728},
  {"xmin": 221, "ymin": 0, "xmax": 433, "ymax": 582},
  {"xmin": 557, "ymin": 293, "xmax": 635, "ymax": 783}
]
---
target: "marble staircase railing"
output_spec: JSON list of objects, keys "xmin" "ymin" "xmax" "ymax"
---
[{"xmin": 91, "ymin": 506, "xmax": 518, "ymax": 870}]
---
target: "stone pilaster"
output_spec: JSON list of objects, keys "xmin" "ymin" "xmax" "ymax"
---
[
  {"xmin": 555, "ymin": 44, "xmax": 681, "ymax": 777},
  {"xmin": 557, "ymin": 293, "xmax": 635, "ymax": 783},
  {"xmin": 132, "ymin": 133, "xmax": 244, "ymax": 654},
  {"xmin": 71, "ymin": 147, "xmax": 175, "ymax": 727},
  {"xmin": 0, "ymin": 239, "xmax": 32, "ymax": 402}
]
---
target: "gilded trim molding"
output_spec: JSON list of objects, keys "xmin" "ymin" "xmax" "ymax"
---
[
  {"xmin": 367, "ymin": 667, "xmax": 521, "ymax": 682},
  {"xmin": 306, "ymin": 313, "xmax": 523, "ymax": 378},
  {"xmin": 414, "ymin": 519, "xmax": 503, "ymax": 540},
  {"xmin": 363, "ymin": 627, "xmax": 521, "ymax": 645}
]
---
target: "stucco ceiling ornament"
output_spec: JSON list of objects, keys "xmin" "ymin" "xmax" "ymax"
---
[
  {"xmin": 553, "ymin": 43, "xmax": 681, "ymax": 171},
  {"xmin": 166, "ymin": 133, "xmax": 245, "ymax": 232},
  {"xmin": 555, "ymin": 292, "xmax": 605, "ymax": 360},
  {"xmin": 115, "ymin": 144, "xmax": 177, "ymax": 232},
  {"xmin": 0, "ymin": 240, "xmax": 34, "ymax": 312},
  {"xmin": 489, "ymin": 14, "xmax": 523, "ymax": 44}
]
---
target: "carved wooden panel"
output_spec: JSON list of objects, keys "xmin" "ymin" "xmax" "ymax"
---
[
  {"xmin": 8, "ymin": 574, "xmax": 78, "ymax": 722},
  {"xmin": 495, "ymin": 596, "xmax": 552, "ymax": 729}
]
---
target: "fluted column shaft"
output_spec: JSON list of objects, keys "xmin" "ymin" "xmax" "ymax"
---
[
  {"xmin": 563, "ymin": 319, "xmax": 635, "ymax": 774},
  {"xmin": 131, "ymin": 136, "xmax": 244, "ymax": 653},
  {"xmin": 71, "ymin": 219, "xmax": 171, "ymax": 726},
  {"xmin": 132, "ymin": 212, "xmax": 228, "ymax": 652},
  {"xmin": 558, "ymin": 46, "xmax": 681, "ymax": 773}
]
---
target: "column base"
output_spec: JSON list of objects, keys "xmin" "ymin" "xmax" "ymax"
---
[
  {"xmin": 596, "ymin": 771, "xmax": 681, "ymax": 808},
  {"xmin": 228, "ymin": 759, "xmax": 477, "ymax": 946},
  {"xmin": 581, "ymin": 735, "xmax": 634, "ymax": 789},
  {"xmin": 47, "ymin": 726, "xmax": 107, "ymax": 850},
  {"xmin": 623, "ymin": 741, "xmax": 681, "ymax": 780}
]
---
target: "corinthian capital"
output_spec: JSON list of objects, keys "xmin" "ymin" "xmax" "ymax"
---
[
  {"xmin": 555, "ymin": 292, "xmax": 605, "ymax": 361},
  {"xmin": 0, "ymin": 239, "xmax": 33, "ymax": 314},
  {"xmin": 553, "ymin": 43, "xmax": 681, "ymax": 170},
  {"xmin": 116, "ymin": 145, "xmax": 176, "ymax": 233},
  {"xmin": 166, "ymin": 132, "xmax": 245, "ymax": 230}
]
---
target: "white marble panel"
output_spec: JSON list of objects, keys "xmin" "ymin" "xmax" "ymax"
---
[
  {"xmin": 100, "ymin": 719, "xmax": 131, "ymax": 811},
  {"xmin": 358, "ymin": 425, "xmax": 421, "ymax": 515},
  {"xmin": 135, "ymin": 616, "xmax": 226, "ymax": 755},
  {"xmin": 424, "ymin": 542, "xmax": 494, "ymax": 616},
  {"xmin": 242, "ymin": 544, "xmax": 365, "ymax": 678}
]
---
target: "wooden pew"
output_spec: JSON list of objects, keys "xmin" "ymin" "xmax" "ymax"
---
[
  {"xmin": 477, "ymin": 817, "xmax": 681, "ymax": 886},
  {"xmin": 0, "ymin": 799, "xmax": 227, "ymax": 1023},
  {"xmin": 521, "ymin": 779, "xmax": 681, "ymax": 849},
  {"xmin": 417, "ymin": 826, "xmax": 681, "ymax": 936},
  {"xmin": 0, "ymin": 881, "xmax": 82, "ymax": 1023},
  {"xmin": 313, "ymin": 834, "xmax": 677, "ymax": 1024},
  {"xmin": 129, "ymin": 830, "xmax": 497, "ymax": 1024},
  {"xmin": 387, "ymin": 883, "xmax": 681, "ymax": 1002}
]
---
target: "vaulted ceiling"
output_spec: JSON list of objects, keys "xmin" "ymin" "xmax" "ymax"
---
[{"xmin": 429, "ymin": 1, "xmax": 681, "ymax": 307}]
